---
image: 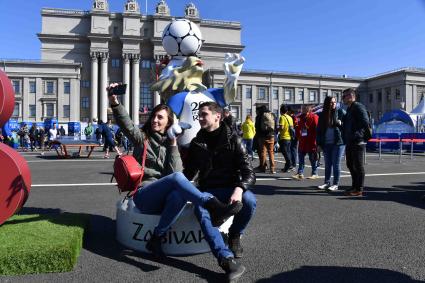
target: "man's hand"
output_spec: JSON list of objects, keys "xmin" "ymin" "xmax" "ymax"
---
[
  {"xmin": 229, "ymin": 187, "xmax": 243, "ymax": 204},
  {"xmin": 107, "ymin": 83, "xmax": 120, "ymax": 106}
]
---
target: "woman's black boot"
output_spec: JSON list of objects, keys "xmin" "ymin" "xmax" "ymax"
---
[{"xmin": 146, "ymin": 234, "xmax": 166, "ymax": 259}]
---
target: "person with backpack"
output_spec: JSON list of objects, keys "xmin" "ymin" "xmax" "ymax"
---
[
  {"xmin": 316, "ymin": 96, "xmax": 346, "ymax": 191},
  {"xmin": 292, "ymin": 105, "xmax": 319, "ymax": 180},
  {"xmin": 342, "ymin": 88, "xmax": 370, "ymax": 196},
  {"xmin": 278, "ymin": 104, "xmax": 295, "ymax": 173},
  {"xmin": 108, "ymin": 84, "xmax": 241, "ymax": 261},
  {"xmin": 254, "ymin": 105, "xmax": 276, "ymax": 174}
]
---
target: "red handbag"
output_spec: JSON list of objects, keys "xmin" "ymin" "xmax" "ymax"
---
[{"xmin": 112, "ymin": 139, "xmax": 148, "ymax": 196}]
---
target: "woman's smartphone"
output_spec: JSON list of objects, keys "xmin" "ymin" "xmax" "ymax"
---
[{"xmin": 111, "ymin": 84, "xmax": 127, "ymax": 95}]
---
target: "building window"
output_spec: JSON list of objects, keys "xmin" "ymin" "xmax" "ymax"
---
[
  {"xmin": 81, "ymin": 81, "xmax": 90, "ymax": 88},
  {"xmin": 81, "ymin": 97, "xmax": 89, "ymax": 109},
  {"xmin": 257, "ymin": 87, "xmax": 266, "ymax": 100},
  {"xmin": 284, "ymin": 88, "xmax": 293, "ymax": 101},
  {"xmin": 298, "ymin": 89, "xmax": 304, "ymax": 101},
  {"xmin": 272, "ymin": 87, "xmax": 279, "ymax": 100},
  {"xmin": 29, "ymin": 81, "xmax": 36, "ymax": 93},
  {"xmin": 230, "ymin": 106, "xmax": 239, "ymax": 120},
  {"xmin": 140, "ymin": 83, "xmax": 153, "ymax": 111},
  {"xmin": 29, "ymin": 105, "xmax": 36, "ymax": 117},
  {"xmin": 246, "ymin": 108, "xmax": 252, "ymax": 117},
  {"xmin": 112, "ymin": 59, "xmax": 120, "ymax": 68},
  {"xmin": 378, "ymin": 91, "xmax": 382, "ymax": 102},
  {"xmin": 143, "ymin": 28, "xmax": 149, "ymax": 37},
  {"xmin": 46, "ymin": 103, "xmax": 54, "ymax": 117},
  {"xmin": 12, "ymin": 80, "xmax": 21, "ymax": 94},
  {"xmin": 395, "ymin": 89, "xmax": 400, "ymax": 100},
  {"xmin": 64, "ymin": 81, "xmax": 70, "ymax": 94},
  {"xmin": 386, "ymin": 88, "xmax": 391, "ymax": 102},
  {"xmin": 309, "ymin": 89, "xmax": 317, "ymax": 102},
  {"xmin": 141, "ymin": 60, "xmax": 151, "ymax": 69},
  {"xmin": 332, "ymin": 90, "xmax": 341, "ymax": 102},
  {"xmin": 13, "ymin": 103, "xmax": 20, "ymax": 117},
  {"xmin": 322, "ymin": 90, "xmax": 328, "ymax": 102},
  {"xmin": 245, "ymin": 86, "xmax": 252, "ymax": 99},
  {"xmin": 63, "ymin": 105, "xmax": 70, "ymax": 118},
  {"xmin": 45, "ymin": 81, "xmax": 55, "ymax": 94}
]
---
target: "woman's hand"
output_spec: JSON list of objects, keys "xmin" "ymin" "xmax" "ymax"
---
[{"xmin": 107, "ymin": 83, "xmax": 120, "ymax": 106}]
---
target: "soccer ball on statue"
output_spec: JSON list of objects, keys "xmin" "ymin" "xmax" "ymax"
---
[{"xmin": 162, "ymin": 19, "xmax": 203, "ymax": 57}]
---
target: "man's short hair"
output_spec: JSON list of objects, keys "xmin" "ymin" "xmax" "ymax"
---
[
  {"xmin": 199, "ymin": 101, "xmax": 223, "ymax": 114},
  {"xmin": 343, "ymin": 88, "xmax": 356, "ymax": 97},
  {"xmin": 280, "ymin": 104, "xmax": 288, "ymax": 114}
]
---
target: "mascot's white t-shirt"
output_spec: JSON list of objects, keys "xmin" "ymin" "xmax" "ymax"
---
[{"xmin": 167, "ymin": 88, "xmax": 226, "ymax": 147}]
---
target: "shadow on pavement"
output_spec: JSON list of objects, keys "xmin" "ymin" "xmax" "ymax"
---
[
  {"xmin": 252, "ymin": 183, "xmax": 425, "ymax": 210},
  {"xmin": 13, "ymin": 207, "xmax": 223, "ymax": 282},
  {"xmin": 256, "ymin": 265, "xmax": 423, "ymax": 283}
]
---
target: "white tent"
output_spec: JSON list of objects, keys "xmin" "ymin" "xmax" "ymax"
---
[{"xmin": 410, "ymin": 95, "xmax": 425, "ymax": 114}]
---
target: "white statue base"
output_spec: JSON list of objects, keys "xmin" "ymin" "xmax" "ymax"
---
[{"xmin": 116, "ymin": 199, "xmax": 233, "ymax": 255}]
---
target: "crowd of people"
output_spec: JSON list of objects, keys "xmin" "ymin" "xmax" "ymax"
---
[{"xmin": 236, "ymin": 88, "xmax": 371, "ymax": 197}]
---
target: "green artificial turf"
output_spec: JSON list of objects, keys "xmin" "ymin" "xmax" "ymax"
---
[{"xmin": 0, "ymin": 213, "xmax": 89, "ymax": 275}]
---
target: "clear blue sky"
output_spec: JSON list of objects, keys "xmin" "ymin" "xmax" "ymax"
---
[{"xmin": 0, "ymin": 0, "xmax": 424, "ymax": 77}]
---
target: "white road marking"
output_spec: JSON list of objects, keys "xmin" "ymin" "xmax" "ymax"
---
[
  {"xmin": 27, "ymin": 159, "xmax": 114, "ymax": 163},
  {"xmin": 274, "ymin": 159, "xmax": 351, "ymax": 174},
  {"xmin": 30, "ymin": 172, "xmax": 425, "ymax": 187},
  {"xmin": 32, "ymin": 182, "xmax": 117, "ymax": 187}
]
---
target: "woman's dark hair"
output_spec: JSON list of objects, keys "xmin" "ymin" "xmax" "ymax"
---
[
  {"xmin": 142, "ymin": 104, "xmax": 174, "ymax": 137},
  {"xmin": 322, "ymin": 96, "xmax": 336, "ymax": 128}
]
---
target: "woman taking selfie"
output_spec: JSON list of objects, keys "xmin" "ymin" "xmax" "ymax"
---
[
  {"xmin": 316, "ymin": 96, "xmax": 346, "ymax": 191},
  {"xmin": 107, "ymin": 83, "xmax": 241, "ymax": 258}
]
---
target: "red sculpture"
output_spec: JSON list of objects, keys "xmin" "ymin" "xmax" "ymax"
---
[{"xmin": 0, "ymin": 69, "xmax": 32, "ymax": 225}]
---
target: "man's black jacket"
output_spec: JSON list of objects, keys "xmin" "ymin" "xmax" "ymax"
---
[
  {"xmin": 343, "ymin": 101, "xmax": 369, "ymax": 145},
  {"xmin": 183, "ymin": 123, "xmax": 256, "ymax": 192}
]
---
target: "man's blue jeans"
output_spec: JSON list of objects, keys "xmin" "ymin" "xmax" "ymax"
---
[
  {"xmin": 133, "ymin": 172, "xmax": 213, "ymax": 237},
  {"xmin": 194, "ymin": 188, "xmax": 256, "ymax": 261},
  {"xmin": 323, "ymin": 144, "xmax": 345, "ymax": 185},
  {"xmin": 297, "ymin": 151, "xmax": 318, "ymax": 175}
]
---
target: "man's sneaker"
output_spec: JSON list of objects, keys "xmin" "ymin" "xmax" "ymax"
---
[
  {"xmin": 327, "ymin": 185, "xmax": 339, "ymax": 191},
  {"xmin": 292, "ymin": 174, "xmax": 304, "ymax": 180},
  {"xmin": 228, "ymin": 233, "xmax": 243, "ymax": 258},
  {"xmin": 307, "ymin": 174, "xmax": 319, "ymax": 179},
  {"xmin": 270, "ymin": 169, "xmax": 277, "ymax": 174},
  {"xmin": 219, "ymin": 257, "xmax": 246, "ymax": 282},
  {"xmin": 317, "ymin": 183, "xmax": 330, "ymax": 190}
]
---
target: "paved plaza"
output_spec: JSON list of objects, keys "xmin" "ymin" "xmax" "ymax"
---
[{"xmin": 1, "ymin": 150, "xmax": 425, "ymax": 283}]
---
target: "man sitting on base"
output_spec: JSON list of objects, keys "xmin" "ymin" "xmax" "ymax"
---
[{"xmin": 184, "ymin": 101, "xmax": 257, "ymax": 282}]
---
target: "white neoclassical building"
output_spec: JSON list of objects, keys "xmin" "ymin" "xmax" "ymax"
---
[{"xmin": 1, "ymin": 0, "xmax": 425, "ymax": 125}]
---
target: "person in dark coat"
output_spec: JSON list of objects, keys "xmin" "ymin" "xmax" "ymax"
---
[{"xmin": 342, "ymin": 88, "xmax": 370, "ymax": 196}]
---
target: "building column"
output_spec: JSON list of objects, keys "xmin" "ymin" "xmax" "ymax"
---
[
  {"xmin": 131, "ymin": 54, "xmax": 140, "ymax": 125},
  {"xmin": 100, "ymin": 52, "xmax": 109, "ymax": 123},
  {"xmin": 122, "ymin": 54, "xmax": 131, "ymax": 114},
  {"xmin": 90, "ymin": 53, "xmax": 99, "ymax": 122}
]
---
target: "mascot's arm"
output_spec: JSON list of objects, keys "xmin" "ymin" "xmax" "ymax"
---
[{"xmin": 223, "ymin": 53, "xmax": 245, "ymax": 104}]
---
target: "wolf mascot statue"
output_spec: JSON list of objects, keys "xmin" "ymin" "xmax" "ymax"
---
[{"xmin": 151, "ymin": 53, "xmax": 245, "ymax": 148}]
